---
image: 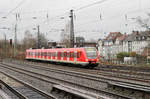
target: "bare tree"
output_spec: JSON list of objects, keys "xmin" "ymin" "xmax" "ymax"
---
[
  {"xmin": 136, "ymin": 13, "xmax": 150, "ymax": 30},
  {"xmin": 22, "ymin": 30, "xmax": 36, "ymax": 50},
  {"xmin": 38, "ymin": 33, "xmax": 48, "ymax": 48},
  {"xmin": 61, "ymin": 22, "xmax": 70, "ymax": 48}
]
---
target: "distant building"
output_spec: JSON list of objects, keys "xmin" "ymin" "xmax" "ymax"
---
[
  {"xmin": 74, "ymin": 36, "xmax": 96, "ymax": 47},
  {"xmin": 48, "ymin": 41, "xmax": 57, "ymax": 48},
  {"xmin": 98, "ymin": 32, "xmax": 123, "ymax": 59},
  {"xmin": 75, "ymin": 37, "xmax": 85, "ymax": 47},
  {"xmin": 123, "ymin": 31, "xmax": 150, "ymax": 54},
  {"xmin": 98, "ymin": 31, "xmax": 150, "ymax": 60}
]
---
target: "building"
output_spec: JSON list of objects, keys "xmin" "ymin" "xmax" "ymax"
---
[
  {"xmin": 123, "ymin": 31, "xmax": 150, "ymax": 55},
  {"xmin": 98, "ymin": 31, "xmax": 150, "ymax": 60},
  {"xmin": 98, "ymin": 32, "xmax": 123, "ymax": 59}
]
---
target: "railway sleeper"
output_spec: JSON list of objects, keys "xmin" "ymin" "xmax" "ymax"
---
[
  {"xmin": 108, "ymin": 84, "xmax": 150, "ymax": 99},
  {"xmin": 51, "ymin": 84, "xmax": 107, "ymax": 99},
  {"xmin": 0, "ymin": 80, "xmax": 27, "ymax": 99}
]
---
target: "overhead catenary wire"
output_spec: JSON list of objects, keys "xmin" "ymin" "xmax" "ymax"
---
[
  {"xmin": 75, "ymin": 0, "xmax": 109, "ymax": 11},
  {"xmin": 17, "ymin": 11, "xmax": 69, "ymax": 31},
  {"xmin": 4, "ymin": 0, "xmax": 26, "ymax": 17},
  {"xmin": 1, "ymin": 0, "xmax": 149, "ymax": 40}
]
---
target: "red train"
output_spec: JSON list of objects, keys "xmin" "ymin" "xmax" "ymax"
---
[{"xmin": 25, "ymin": 47, "xmax": 99, "ymax": 67}]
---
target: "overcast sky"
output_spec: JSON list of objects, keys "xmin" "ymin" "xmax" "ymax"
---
[{"xmin": 0, "ymin": 0, "xmax": 150, "ymax": 41}]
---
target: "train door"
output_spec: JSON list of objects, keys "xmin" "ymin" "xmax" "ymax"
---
[
  {"xmin": 77, "ymin": 51, "xmax": 80, "ymax": 62},
  {"xmin": 52, "ymin": 52, "xmax": 54, "ymax": 60},
  {"xmin": 41, "ymin": 51, "xmax": 42, "ymax": 59},
  {"xmin": 69, "ymin": 51, "xmax": 72, "ymax": 61},
  {"xmin": 48, "ymin": 52, "xmax": 51, "ymax": 60},
  {"xmin": 47, "ymin": 51, "xmax": 49, "ymax": 60},
  {"xmin": 55, "ymin": 51, "xmax": 57, "ymax": 60},
  {"xmin": 67, "ymin": 51, "xmax": 69, "ymax": 62},
  {"xmin": 61, "ymin": 52, "xmax": 63, "ymax": 61},
  {"xmin": 34, "ymin": 51, "xmax": 36, "ymax": 59},
  {"xmin": 45, "ymin": 51, "xmax": 47, "ymax": 59},
  {"xmin": 74, "ymin": 51, "xmax": 77, "ymax": 63},
  {"xmin": 72, "ymin": 52, "xmax": 75, "ymax": 62},
  {"xmin": 37, "ymin": 52, "xmax": 39, "ymax": 59},
  {"xmin": 32, "ymin": 51, "xmax": 35, "ymax": 59}
]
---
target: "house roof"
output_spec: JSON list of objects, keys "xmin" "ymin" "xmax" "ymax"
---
[
  {"xmin": 116, "ymin": 34, "xmax": 128, "ymax": 41},
  {"xmin": 106, "ymin": 32, "xmax": 121, "ymax": 41},
  {"xmin": 125, "ymin": 31, "xmax": 150, "ymax": 41}
]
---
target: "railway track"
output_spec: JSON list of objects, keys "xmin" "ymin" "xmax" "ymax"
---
[
  {"xmin": 0, "ymin": 61, "xmax": 138, "ymax": 99},
  {"xmin": 7, "ymin": 59, "xmax": 150, "ymax": 86},
  {"xmin": 0, "ymin": 74, "xmax": 55, "ymax": 99},
  {"xmin": 1, "ymin": 59, "xmax": 150, "ymax": 98}
]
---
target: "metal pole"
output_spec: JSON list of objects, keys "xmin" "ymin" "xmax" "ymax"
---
[
  {"xmin": 147, "ymin": 47, "xmax": 148, "ymax": 64},
  {"xmin": 37, "ymin": 25, "xmax": 40, "ymax": 49},
  {"xmin": 4, "ymin": 33, "xmax": 6, "ymax": 58},
  {"xmin": 14, "ymin": 24, "xmax": 17, "ymax": 58},
  {"xmin": 14, "ymin": 13, "xmax": 18, "ymax": 58},
  {"xmin": 69, "ymin": 10, "xmax": 74, "ymax": 48}
]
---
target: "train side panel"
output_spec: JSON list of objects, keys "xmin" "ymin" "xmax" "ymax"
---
[{"xmin": 25, "ymin": 47, "xmax": 99, "ymax": 67}]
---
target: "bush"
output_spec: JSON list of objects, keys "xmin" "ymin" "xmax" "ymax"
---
[
  {"xmin": 130, "ymin": 52, "xmax": 136, "ymax": 57},
  {"xmin": 117, "ymin": 52, "xmax": 130, "ymax": 61}
]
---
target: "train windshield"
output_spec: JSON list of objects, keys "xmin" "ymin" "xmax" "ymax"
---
[{"xmin": 84, "ymin": 47, "xmax": 97, "ymax": 59}]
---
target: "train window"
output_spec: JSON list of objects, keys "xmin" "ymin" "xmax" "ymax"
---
[
  {"xmin": 67, "ymin": 52, "xmax": 69, "ymax": 57},
  {"xmin": 59, "ymin": 52, "xmax": 61, "ymax": 57},
  {"xmin": 72, "ymin": 52, "xmax": 74, "ymax": 58},
  {"xmin": 74, "ymin": 52, "xmax": 76, "ymax": 57},
  {"xmin": 64, "ymin": 52, "xmax": 66, "ymax": 57},
  {"xmin": 61, "ymin": 52, "xmax": 63, "ymax": 57},
  {"xmin": 45, "ymin": 52, "xmax": 47, "ymax": 56},
  {"xmin": 64, "ymin": 52, "xmax": 67, "ymax": 57},
  {"xmin": 69, "ymin": 52, "xmax": 71, "ymax": 58},
  {"xmin": 39, "ymin": 52, "xmax": 41, "ymax": 56},
  {"xmin": 77, "ymin": 52, "xmax": 80, "ymax": 58}
]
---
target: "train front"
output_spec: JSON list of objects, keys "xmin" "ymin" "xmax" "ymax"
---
[{"xmin": 84, "ymin": 47, "xmax": 99, "ymax": 67}]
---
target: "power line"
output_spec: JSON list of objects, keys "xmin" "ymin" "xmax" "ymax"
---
[
  {"xmin": 75, "ymin": 0, "xmax": 109, "ymax": 11},
  {"xmin": 4, "ymin": 0, "xmax": 26, "ymax": 17}
]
